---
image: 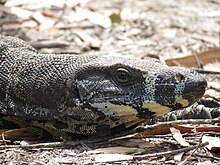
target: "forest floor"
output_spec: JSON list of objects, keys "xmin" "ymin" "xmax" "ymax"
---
[{"xmin": 0, "ymin": 0, "xmax": 220, "ymax": 164}]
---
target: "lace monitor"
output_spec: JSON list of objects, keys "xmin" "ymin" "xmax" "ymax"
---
[{"xmin": 0, "ymin": 35, "xmax": 207, "ymax": 139}]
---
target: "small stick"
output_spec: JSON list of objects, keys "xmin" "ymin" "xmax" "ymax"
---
[
  {"xmin": 134, "ymin": 142, "xmax": 208, "ymax": 160},
  {"xmin": 141, "ymin": 117, "xmax": 220, "ymax": 131}
]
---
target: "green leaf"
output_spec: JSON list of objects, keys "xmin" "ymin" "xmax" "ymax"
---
[{"xmin": 109, "ymin": 13, "xmax": 122, "ymax": 24}]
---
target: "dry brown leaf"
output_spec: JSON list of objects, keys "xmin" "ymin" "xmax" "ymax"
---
[
  {"xmin": 0, "ymin": 129, "xmax": 10, "ymax": 134},
  {"xmin": 143, "ymin": 53, "xmax": 166, "ymax": 64},
  {"xmin": 165, "ymin": 48, "xmax": 220, "ymax": 67},
  {"xmin": 144, "ymin": 53, "xmax": 160, "ymax": 60},
  {"xmin": 137, "ymin": 125, "xmax": 220, "ymax": 136},
  {"xmin": 0, "ymin": 128, "xmax": 32, "ymax": 139},
  {"xmin": 41, "ymin": 11, "xmax": 60, "ymax": 19},
  {"xmin": 170, "ymin": 127, "xmax": 190, "ymax": 147}
]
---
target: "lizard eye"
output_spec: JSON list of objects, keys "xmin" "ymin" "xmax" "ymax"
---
[{"xmin": 115, "ymin": 68, "xmax": 131, "ymax": 84}]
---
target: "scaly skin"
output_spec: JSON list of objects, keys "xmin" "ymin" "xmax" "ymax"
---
[{"xmin": 0, "ymin": 35, "xmax": 207, "ymax": 139}]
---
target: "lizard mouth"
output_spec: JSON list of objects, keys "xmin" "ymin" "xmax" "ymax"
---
[
  {"xmin": 180, "ymin": 80, "xmax": 207, "ymax": 107},
  {"xmin": 194, "ymin": 84, "xmax": 207, "ymax": 92},
  {"xmin": 185, "ymin": 80, "xmax": 207, "ymax": 96}
]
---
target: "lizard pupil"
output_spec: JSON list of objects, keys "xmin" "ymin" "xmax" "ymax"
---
[{"xmin": 116, "ymin": 68, "xmax": 130, "ymax": 83}]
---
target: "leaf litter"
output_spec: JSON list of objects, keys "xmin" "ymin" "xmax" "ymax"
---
[{"xmin": 0, "ymin": 0, "xmax": 220, "ymax": 164}]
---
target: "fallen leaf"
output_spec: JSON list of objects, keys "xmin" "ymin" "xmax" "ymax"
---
[
  {"xmin": 95, "ymin": 146, "xmax": 145, "ymax": 155},
  {"xmin": 143, "ymin": 53, "xmax": 166, "ymax": 64},
  {"xmin": 94, "ymin": 154, "xmax": 133, "ymax": 163},
  {"xmin": 10, "ymin": 7, "xmax": 32, "ymax": 19},
  {"xmin": 21, "ymin": 20, "xmax": 39, "ymax": 28},
  {"xmin": 72, "ymin": 29, "xmax": 101, "ymax": 48},
  {"xmin": 174, "ymin": 152, "xmax": 184, "ymax": 163},
  {"xmin": 32, "ymin": 11, "xmax": 56, "ymax": 30},
  {"xmin": 197, "ymin": 160, "xmax": 214, "ymax": 165},
  {"xmin": 165, "ymin": 48, "xmax": 220, "ymax": 67},
  {"xmin": 70, "ymin": 7, "xmax": 111, "ymax": 28},
  {"xmin": 204, "ymin": 89, "xmax": 220, "ymax": 101},
  {"xmin": 144, "ymin": 53, "xmax": 160, "ymax": 60},
  {"xmin": 185, "ymin": 32, "xmax": 219, "ymax": 45},
  {"xmin": 137, "ymin": 125, "xmax": 220, "ymax": 136},
  {"xmin": 208, "ymin": 82, "xmax": 220, "ymax": 91},
  {"xmin": 160, "ymin": 28, "xmax": 177, "ymax": 38},
  {"xmin": 170, "ymin": 127, "xmax": 190, "ymax": 147},
  {"xmin": 116, "ymin": 138, "xmax": 154, "ymax": 148},
  {"xmin": 20, "ymin": 140, "xmax": 30, "ymax": 146},
  {"xmin": 6, "ymin": 0, "xmax": 65, "ymax": 9},
  {"xmin": 202, "ymin": 135, "xmax": 220, "ymax": 151},
  {"xmin": 1, "ymin": 128, "xmax": 34, "ymax": 140},
  {"xmin": 65, "ymin": 0, "xmax": 91, "ymax": 8},
  {"xmin": 87, "ymin": 10, "xmax": 111, "ymax": 28},
  {"xmin": 109, "ymin": 13, "xmax": 122, "ymax": 24}
]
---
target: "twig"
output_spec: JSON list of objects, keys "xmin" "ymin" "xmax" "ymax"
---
[
  {"xmin": 0, "ymin": 141, "xmax": 67, "ymax": 149},
  {"xmin": 193, "ymin": 153, "xmax": 220, "ymax": 161},
  {"xmin": 219, "ymin": 22, "xmax": 220, "ymax": 47},
  {"xmin": 30, "ymin": 40, "xmax": 70, "ymax": 49},
  {"xmin": 0, "ymin": 137, "xmax": 111, "ymax": 150},
  {"xmin": 193, "ymin": 52, "xmax": 203, "ymax": 69},
  {"xmin": 140, "ymin": 117, "xmax": 220, "ymax": 131},
  {"xmin": 133, "ymin": 142, "xmax": 209, "ymax": 160},
  {"xmin": 194, "ymin": 68, "xmax": 220, "ymax": 74},
  {"xmin": 54, "ymin": 0, "xmax": 67, "ymax": 26},
  {"xmin": 178, "ymin": 136, "xmax": 204, "ymax": 165},
  {"xmin": 0, "ymin": 119, "xmax": 218, "ymax": 150}
]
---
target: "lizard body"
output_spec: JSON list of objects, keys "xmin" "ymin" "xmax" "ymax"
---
[{"xmin": 0, "ymin": 35, "xmax": 207, "ymax": 139}]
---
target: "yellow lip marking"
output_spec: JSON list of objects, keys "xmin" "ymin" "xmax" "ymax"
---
[
  {"xmin": 142, "ymin": 101, "xmax": 171, "ymax": 116},
  {"xmin": 90, "ymin": 102, "xmax": 139, "ymax": 126},
  {"xmin": 175, "ymin": 97, "xmax": 189, "ymax": 107}
]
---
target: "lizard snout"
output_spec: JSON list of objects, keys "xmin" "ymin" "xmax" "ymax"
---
[{"xmin": 174, "ymin": 68, "xmax": 207, "ymax": 107}]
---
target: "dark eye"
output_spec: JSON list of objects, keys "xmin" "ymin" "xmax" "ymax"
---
[{"xmin": 115, "ymin": 68, "xmax": 131, "ymax": 84}]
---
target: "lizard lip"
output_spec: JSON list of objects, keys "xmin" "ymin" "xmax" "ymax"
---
[
  {"xmin": 185, "ymin": 80, "xmax": 207, "ymax": 97},
  {"xmin": 195, "ymin": 85, "xmax": 206, "ymax": 91},
  {"xmin": 195, "ymin": 80, "xmax": 207, "ymax": 91}
]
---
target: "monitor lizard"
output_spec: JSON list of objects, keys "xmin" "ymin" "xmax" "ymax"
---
[{"xmin": 0, "ymin": 35, "xmax": 207, "ymax": 139}]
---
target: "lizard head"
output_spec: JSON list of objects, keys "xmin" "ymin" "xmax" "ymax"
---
[{"xmin": 74, "ymin": 55, "xmax": 207, "ymax": 121}]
